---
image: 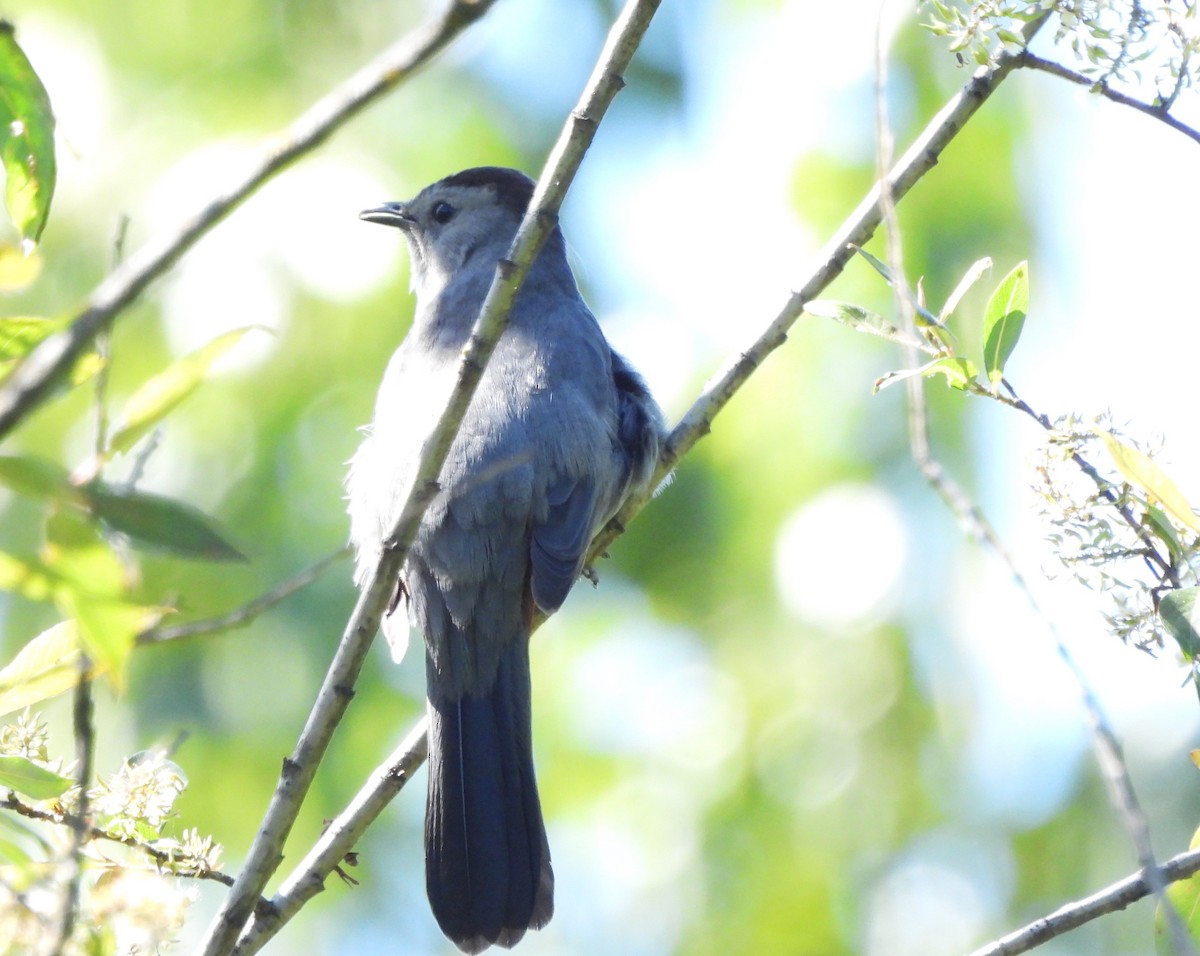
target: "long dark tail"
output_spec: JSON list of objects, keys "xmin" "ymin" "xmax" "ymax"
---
[{"xmin": 425, "ymin": 640, "xmax": 554, "ymax": 953}]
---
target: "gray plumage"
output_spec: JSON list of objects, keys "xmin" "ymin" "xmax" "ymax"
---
[{"xmin": 346, "ymin": 167, "xmax": 665, "ymax": 953}]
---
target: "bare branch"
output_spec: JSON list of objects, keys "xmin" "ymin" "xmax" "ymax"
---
[
  {"xmin": 198, "ymin": 2, "xmax": 664, "ymax": 953},
  {"xmin": 968, "ymin": 846, "xmax": 1200, "ymax": 956},
  {"xmin": 0, "ymin": 0, "xmax": 501, "ymax": 441},
  {"xmin": 137, "ymin": 548, "xmax": 350, "ymax": 647},
  {"xmin": 1021, "ymin": 51, "xmax": 1200, "ymax": 146},
  {"xmin": 232, "ymin": 718, "xmax": 429, "ymax": 955},
  {"xmin": 2, "ymin": 793, "xmax": 248, "ymax": 899},
  {"xmin": 51, "ymin": 659, "xmax": 94, "ymax": 956}
]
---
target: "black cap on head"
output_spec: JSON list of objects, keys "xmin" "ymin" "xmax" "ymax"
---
[{"xmin": 437, "ymin": 167, "xmax": 536, "ymax": 220}]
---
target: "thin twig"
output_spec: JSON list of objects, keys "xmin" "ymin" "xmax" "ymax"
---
[
  {"xmin": 53, "ymin": 208, "xmax": 129, "ymax": 950},
  {"xmin": 137, "ymin": 547, "xmax": 350, "ymax": 647},
  {"xmin": 199, "ymin": 2, "xmax": 664, "ymax": 953},
  {"xmin": 232, "ymin": 718, "xmax": 429, "ymax": 955},
  {"xmin": 1020, "ymin": 51, "xmax": 1200, "ymax": 146},
  {"xmin": 2, "ymin": 793, "xmax": 251, "ymax": 899},
  {"xmin": 1000, "ymin": 384, "xmax": 1179, "ymax": 586},
  {"xmin": 51, "ymin": 657, "xmax": 93, "ymax": 956},
  {"xmin": 968, "ymin": 845, "xmax": 1200, "ymax": 956},
  {"xmin": 0, "ymin": 0, "xmax": 501, "ymax": 442}
]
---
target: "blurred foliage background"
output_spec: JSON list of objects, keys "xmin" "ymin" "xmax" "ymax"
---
[{"xmin": 2, "ymin": 1, "xmax": 1200, "ymax": 954}]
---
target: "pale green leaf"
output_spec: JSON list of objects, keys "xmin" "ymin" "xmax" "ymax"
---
[
  {"xmin": 43, "ymin": 510, "xmax": 126, "ymax": 595},
  {"xmin": 982, "ymin": 260, "xmax": 1028, "ymax": 386},
  {"xmin": 108, "ymin": 327, "xmax": 261, "ymax": 455},
  {"xmin": 924, "ymin": 356, "xmax": 978, "ymax": 390},
  {"xmin": 0, "ymin": 754, "xmax": 71, "ymax": 799},
  {"xmin": 939, "ymin": 256, "xmax": 992, "ymax": 323},
  {"xmin": 84, "ymin": 486, "xmax": 245, "ymax": 562},
  {"xmin": 805, "ymin": 300, "xmax": 923, "ymax": 348},
  {"xmin": 65, "ymin": 595, "xmax": 143, "ymax": 688},
  {"xmin": 1096, "ymin": 430, "xmax": 1200, "ymax": 533},
  {"xmin": 0, "ymin": 316, "xmax": 58, "ymax": 364},
  {"xmin": 0, "ymin": 551, "xmax": 55, "ymax": 601},
  {"xmin": 1161, "ymin": 589, "xmax": 1200, "ymax": 661},
  {"xmin": 1156, "ymin": 822, "xmax": 1200, "ymax": 953},
  {"xmin": 0, "ymin": 244, "xmax": 41, "ymax": 291},
  {"xmin": 0, "ymin": 621, "xmax": 87, "ymax": 716},
  {"xmin": 0, "ymin": 454, "xmax": 82, "ymax": 504},
  {"xmin": 874, "ymin": 358, "xmax": 947, "ymax": 394},
  {"xmin": 851, "ymin": 246, "xmax": 945, "ymax": 329}
]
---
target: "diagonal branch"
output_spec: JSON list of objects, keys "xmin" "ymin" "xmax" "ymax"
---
[
  {"xmin": 2, "ymin": 793, "xmax": 248, "ymax": 899},
  {"xmin": 198, "ymin": 1, "xmax": 664, "ymax": 953},
  {"xmin": 231, "ymin": 719, "xmax": 429, "ymax": 955},
  {"xmin": 137, "ymin": 548, "xmax": 350, "ymax": 648},
  {"xmin": 1020, "ymin": 51, "xmax": 1200, "ymax": 147},
  {"xmin": 968, "ymin": 845, "xmax": 1200, "ymax": 956},
  {"xmin": 0, "ymin": 0, "xmax": 501, "ymax": 443}
]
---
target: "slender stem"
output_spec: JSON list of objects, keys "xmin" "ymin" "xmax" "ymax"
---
[
  {"xmin": 138, "ymin": 548, "xmax": 350, "ymax": 647},
  {"xmin": 1020, "ymin": 51, "xmax": 1200, "ymax": 146},
  {"xmin": 2, "ymin": 793, "xmax": 246, "ymax": 896},
  {"xmin": 968, "ymin": 846, "xmax": 1200, "ymax": 956},
  {"xmin": 1002, "ymin": 384, "xmax": 1179, "ymax": 586},
  {"xmin": 0, "ymin": 0, "xmax": 502, "ymax": 441},
  {"xmin": 232, "ymin": 719, "xmax": 429, "ymax": 955}
]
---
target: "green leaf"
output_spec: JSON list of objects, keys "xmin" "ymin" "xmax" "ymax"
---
[
  {"xmin": 43, "ymin": 510, "xmax": 126, "ymax": 595},
  {"xmin": 854, "ymin": 245, "xmax": 895, "ymax": 284},
  {"xmin": 64, "ymin": 594, "xmax": 142, "ymax": 688},
  {"xmin": 0, "ymin": 621, "xmax": 87, "ymax": 715},
  {"xmin": 874, "ymin": 357, "xmax": 955, "ymax": 393},
  {"xmin": 804, "ymin": 300, "xmax": 923, "ymax": 348},
  {"xmin": 982, "ymin": 260, "xmax": 1028, "ymax": 387},
  {"xmin": 939, "ymin": 257, "xmax": 992, "ymax": 324},
  {"xmin": 0, "ymin": 316, "xmax": 58, "ymax": 364},
  {"xmin": 1096, "ymin": 430, "xmax": 1200, "ymax": 534},
  {"xmin": 924, "ymin": 356, "xmax": 978, "ymax": 390},
  {"xmin": 107, "ymin": 327, "xmax": 262, "ymax": 455},
  {"xmin": 0, "ymin": 755, "xmax": 72, "ymax": 800},
  {"xmin": 0, "ymin": 454, "xmax": 83, "ymax": 504},
  {"xmin": 1146, "ymin": 504, "xmax": 1185, "ymax": 562},
  {"xmin": 84, "ymin": 485, "xmax": 246, "ymax": 562},
  {"xmin": 1157, "ymin": 822, "xmax": 1200, "ymax": 953},
  {"xmin": 851, "ymin": 246, "xmax": 945, "ymax": 329},
  {"xmin": 41, "ymin": 512, "xmax": 139, "ymax": 681},
  {"xmin": 0, "ymin": 244, "xmax": 41, "ymax": 291},
  {"xmin": 1161, "ymin": 589, "xmax": 1200, "ymax": 661},
  {"xmin": 0, "ymin": 22, "xmax": 56, "ymax": 246},
  {"xmin": 0, "ymin": 551, "xmax": 56, "ymax": 601}
]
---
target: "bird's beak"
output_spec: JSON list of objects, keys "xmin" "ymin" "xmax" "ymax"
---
[{"xmin": 359, "ymin": 202, "xmax": 415, "ymax": 228}]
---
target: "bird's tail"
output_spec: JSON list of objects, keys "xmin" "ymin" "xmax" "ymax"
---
[{"xmin": 425, "ymin": 639, "xmax": 553, "ymax": 953}]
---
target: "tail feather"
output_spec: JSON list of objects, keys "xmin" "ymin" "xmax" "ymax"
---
[{"xmin": 426, "ymin": 643, "xmax": 553, "ymax": 953}]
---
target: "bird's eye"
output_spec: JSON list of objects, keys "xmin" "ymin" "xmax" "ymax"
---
[{"xmin": 431, "ymin": 201, "xmax": 456, "ymax": 224}]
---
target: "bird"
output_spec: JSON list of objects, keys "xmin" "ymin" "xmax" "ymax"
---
[{"xmin": 346, "ymin": 166, "xmax": 665, "ymax": 953}]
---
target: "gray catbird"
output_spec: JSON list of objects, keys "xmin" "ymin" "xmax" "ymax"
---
[{"xmin": 347, "ymin": 167, "xmax": 665, "ymax": 953}]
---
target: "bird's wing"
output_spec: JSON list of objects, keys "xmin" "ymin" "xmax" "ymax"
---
[{"xmin": 529, "ymin": 474, "xmax": 601, "ymax": 614}]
